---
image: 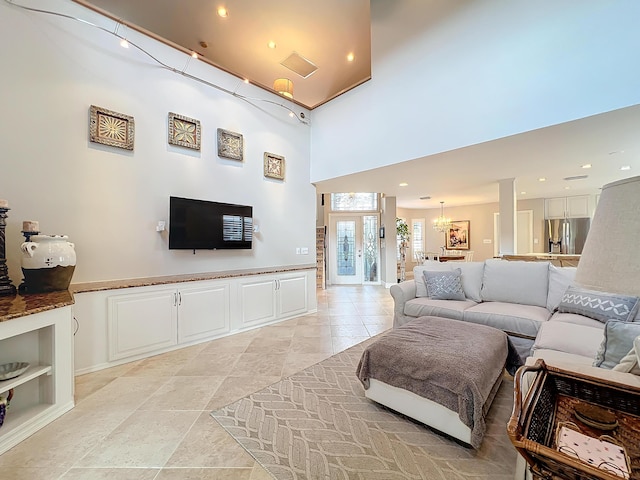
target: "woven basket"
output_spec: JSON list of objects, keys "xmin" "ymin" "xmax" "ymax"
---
[{"xmin": 507, "ymin": 359, "xmax": 640, "ymax": 480}]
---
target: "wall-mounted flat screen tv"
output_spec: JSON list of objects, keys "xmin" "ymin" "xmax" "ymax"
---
[{"xmin": 169, "ymin": 196, "xmax": 253, "ymax": 250}]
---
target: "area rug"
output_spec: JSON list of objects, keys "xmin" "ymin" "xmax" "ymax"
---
[{"xmin": 211, "ymin": 341, "xmax": 518, "ymax": 480}]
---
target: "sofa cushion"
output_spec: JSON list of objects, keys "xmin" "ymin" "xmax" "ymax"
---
[
  {"xmin": 533, "ymin": 321, "xmax": 604, "ymax": 359},
  {"xmin": 594, "ymin": 320, "xmax": 640, "ymax": 370},
  {"xmin": 414, "ymin": 261, "xmax": 484, "ymax": 302},
  {"xmin": 480, "ymin": 259, "xmax": 549, "ymax": 307},
  {"xmin": 557, "ymin": 286, "xmax": 640, "ymax": 323},
  {"xmin": 463, "ymin": 302, "xmax": 551, "ymax": 339},
  {"xmin": 424, "ymin": 269, "xmax": 465, "ymax": 300},
  {"xmin": 548, "ymin": 312, "xmax": 605, "ymax": 329},
  {"xmin": 546, "ymin": 265, "xmax": 577, "ymax": 311},
  {"xmin": 414, "ymin": 262, "xmax": 451, "ymax": 297},
  {"xmin": 404, "ymin": 297, "xmax": 477, "ymax": 321}
]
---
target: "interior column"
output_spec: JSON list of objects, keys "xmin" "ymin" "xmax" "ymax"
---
[{"xmin": 498, "ymin": 178, "xmax": 517, "ymax": 255}]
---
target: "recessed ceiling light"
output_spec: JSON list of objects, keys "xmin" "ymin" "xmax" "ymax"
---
[
  {"xmin": 538, "ymin": 177, "xmax": 546, "ymax": 182},
  {"xmin": 347, "ymin": 52, "xmax": 355, "ymax": 62},
  {"xmin": 399, "ymin": 182, "xmax": 408, "ymax": 187},
  {"xmin": 581, "ymin": 164, "xmax": 592, "ymax": 169},
  {"xmin": 268, "ymin": 41, "xmax": 276, "ymax": 49},
  {"xmin": 621, "ymin": 165, "xmax": 631, "ymax": 171},
  {"xmin": 217, "ymin": 7, "xmax": 228, "ymax": 17}
]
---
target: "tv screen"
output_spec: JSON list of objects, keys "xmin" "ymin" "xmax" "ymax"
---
[{"xmin": 169, "ymin": 196, "xmax": 253, "ymax": 250}]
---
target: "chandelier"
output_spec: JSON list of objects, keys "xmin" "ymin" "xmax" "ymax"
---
[{"xmin": 433, "ymin": 201, "xmax": 452, "ymax": 232}]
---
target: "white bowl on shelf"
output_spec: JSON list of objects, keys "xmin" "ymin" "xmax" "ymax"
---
[{"xmin": 0, "ymin": 362, "xmax": 30, "ymax": 381}]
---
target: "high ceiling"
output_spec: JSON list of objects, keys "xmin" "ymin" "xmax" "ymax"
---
[
  {"xmin": 313, "ymin": 104, "xmax": 640, "ymax": 210},
  {"xmin": 73, "ymin": 0, "xmax": 371, "ymax": 109},
  {"xmin": 70, "ymin": 0, "xmax": 638, "ymax": 209}
]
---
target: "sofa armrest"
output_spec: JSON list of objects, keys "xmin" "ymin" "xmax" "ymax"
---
[{"xmin": 390, "ymin": 280, "xmax": 417, "ymax": 327}]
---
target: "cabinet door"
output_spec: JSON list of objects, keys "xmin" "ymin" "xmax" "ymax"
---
[
  {"xmin": 545, "ymin": 197, "xmax": 566, "ymax": 219},
  {"xmin": 566, "ymin": 195, "xmax": 590, "ymax": 218},
  {"xmin": 237, "ymin": 277, "xmax": 277, "ymax": 328},
  {"xmin": 108, "ymin": 289, "xmax": 177, "ymax": 361},
  {"xmin": 178, "ymin": 282, "xmax": 230, "ymax": 344},
  {"xmin": 277, "ymin": 274, "xmax": 308, "ymax": 318}
]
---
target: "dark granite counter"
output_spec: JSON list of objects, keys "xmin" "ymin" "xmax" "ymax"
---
[
  {"xmin": 0, "ymin": 290, "xmax": 74, "ymax": 322},
  {"xmin": 70, "ymin": 264, "xmax": 317, "ymax": 294}
]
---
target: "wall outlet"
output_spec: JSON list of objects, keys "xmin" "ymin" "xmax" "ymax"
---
[
  {"xmin": 301, "ymin": 247, "xmax": 309, "ymax": 254},
  {"xmin": 483, "ymin": 239, "xmax": 492, "ymax": 244},
  {"xmin": 534, "ymin": 238, "xmax": 539, "ymax": 244}
]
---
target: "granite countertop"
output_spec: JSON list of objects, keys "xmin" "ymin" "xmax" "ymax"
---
[
  {"xmin": 0, "ymin": 290, "xmax": 74, "ymax": 323},
  {"xmin": 71, "ymin": 264, "xmax": 317, "ymax": 294},
  {"xmin": 1, "ymin": 264, "xmax": 315, "ymax": 322}
]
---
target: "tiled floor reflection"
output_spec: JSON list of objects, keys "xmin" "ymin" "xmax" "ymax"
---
[{"xmin": 0, "ymin": 285, "xmax": 393, "ymax": 479}]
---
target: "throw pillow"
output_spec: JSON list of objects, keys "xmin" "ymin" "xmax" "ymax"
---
[
  {"xmin": 557, "ymin": 286, "xmax": 640, "ymax": 323},
  {"xmin": 594, "ymin": 321, "xmax": 640, "ymax": 370},
  {"xmin": 414, "ymin": 262, "xmax": 450, "ymax": 297},
  {"xmin": 423, "ymin": 269, "xmax": 465, "ymax": 301},
  {"xmin": 612, "ymin": 335, "xmax": 640, "ymax": 375}
]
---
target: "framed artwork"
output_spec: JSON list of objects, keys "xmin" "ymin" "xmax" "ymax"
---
[
  {"xmin": 168, "ymin": 112, "xmax": 201, "ymax": 150},
  {"xmin": 264, "ymin": 152, "xmax": 285, "ymax": 180},
  {"xmin": 217, "ymin": 128, "xmax": 243, "ymax": 160},
  {"xmin": 446, "ymin": 220, "xmax": 470, "ymax": 250},
  {"xmin": 89, "ymin": 105, "xmax": 134, "ymax": 150}
]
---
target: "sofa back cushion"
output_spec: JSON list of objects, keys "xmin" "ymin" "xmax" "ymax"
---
[
  {"xmin": 414, "ymin": 261, "xmax": 484, "ymax": 302},
  {"xmin": 546, "ymin": 265, "xmax": 577, "ymax": 311},
  {"xmin": 480, "ymin": 259, "xmax": 549, "ymax": 307}
]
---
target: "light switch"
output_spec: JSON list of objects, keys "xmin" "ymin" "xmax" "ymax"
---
[
  {"xmin": 301, "ymin": 247, "xmax": 309, "ymax": 254},
  {"xmin": 296, "ymin": 248, "xmax": 301, "ymax": 254}
]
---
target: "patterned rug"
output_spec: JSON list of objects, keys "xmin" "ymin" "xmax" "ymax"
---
[{"xmin": 211, "ymin": 340, "xmax": 518, "ymax": 480}]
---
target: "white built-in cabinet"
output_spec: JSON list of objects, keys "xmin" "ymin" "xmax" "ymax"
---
[
  {"xmin": 0, "ymin": 306, "xmax": 74, "ymax": 455},
  {"xmin": 544, "ymin": 195, "xmax": 591, "ymax": 219},
  {"xmin": 237, "ymin": 272, "xmax": 308, "ymax": 328},
  {"xmin": 74, "ymin": 269, "xmax": 315, "ymax": 374},
  {"xmin": 107, "ymin": 281, "xmax": 231, "ymax": 361}
]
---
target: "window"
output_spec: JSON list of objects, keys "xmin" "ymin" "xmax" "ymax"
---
[
  {"xmin": 411, "ymin": 219, "xmax": 425, "ymax": 260},
  {"xmin": 330, "ymin": 193, "xmax": 378, "ymax": 211}
]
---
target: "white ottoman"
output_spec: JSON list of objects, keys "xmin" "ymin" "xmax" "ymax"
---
[{"xmin": 356, "ymin": 316, "xmax": 510, "ymax": 448}]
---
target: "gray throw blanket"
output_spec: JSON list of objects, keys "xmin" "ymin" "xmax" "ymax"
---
[{"xmin": 356, "ymin": 316, "xmax": 516, "ymax": 448}]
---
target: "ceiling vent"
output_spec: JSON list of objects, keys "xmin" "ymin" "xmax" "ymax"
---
[
  {"xmin": 281, "ymin": 52, "xmax": 318, "ymax": 78},
  {"xmin": 563, "ymin": 175, "xmax": 589, "ymax": 181}
]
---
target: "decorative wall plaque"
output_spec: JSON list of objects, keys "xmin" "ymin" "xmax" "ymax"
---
[
  {"xmin": 89, "ymin": 105, "xmax": 134, "ymax": 150},
  {"xmin": 217, "ymin": 128, "xmax": 243, "ymax": 161},
  {"xmin": 264, "ymin": 152, "xmax": 285, "ymax": 180},
  {"xmin": 168, "ymin": 112, "xmax": 201, "ymax": 150}
]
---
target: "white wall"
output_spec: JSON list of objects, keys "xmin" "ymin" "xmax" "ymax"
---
[
  {"xmin": 0, "ymin": 0, "xmax": 315, "ymax": 284},
  {"xmin": 310, "ymin": 0, "xmax": 640, "ymax": 182}
]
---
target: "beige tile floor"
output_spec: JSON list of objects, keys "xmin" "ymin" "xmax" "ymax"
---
[{"xmin": 0, "ymin": 285, "xmax": 394, "ymax": 480}]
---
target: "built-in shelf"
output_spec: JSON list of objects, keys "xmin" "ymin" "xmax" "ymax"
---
[{"xmin": 0, "ymin": 365, "xmax": 52, "ymax": 395}]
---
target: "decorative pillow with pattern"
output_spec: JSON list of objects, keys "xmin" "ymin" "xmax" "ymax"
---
[
  {"xmin": 423, "ymin": 268, "xmax": 465, "ymax": 301},
  {"xmin": 557, "ymin": 286, "xmax": 640, "ymax": 323}
]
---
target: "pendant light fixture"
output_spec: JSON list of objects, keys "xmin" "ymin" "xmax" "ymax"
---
[
  {"xmin": 433, "ymin": 201, "xmax": 452, "ymax": 232},
  {"xmin": 273, "ymin": 78, "xmax": 294, "ymax": 99}
]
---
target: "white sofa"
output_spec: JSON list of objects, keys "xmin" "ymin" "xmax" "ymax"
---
[
  {"xmin": 390, "ymin": 258, "xmax": 640, "ymax": 479},
  {"xmin": 391, "ymin": 259, "xmax": 597, "ymax": 362}
]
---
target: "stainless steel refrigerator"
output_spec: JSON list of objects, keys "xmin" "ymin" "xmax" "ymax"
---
[{"xmin": 545, "ymin": 218, "xmax": 590, "ymax": 254}]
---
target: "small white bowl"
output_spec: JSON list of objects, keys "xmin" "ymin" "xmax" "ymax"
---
[{"xmin": 0, "ymin": 362, "xmax": 30, "ymax": 381}]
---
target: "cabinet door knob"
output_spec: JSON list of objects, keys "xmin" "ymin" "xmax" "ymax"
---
[{"xmin": 178, "ymin": 292, "xmax": 182, "ymax": 305}]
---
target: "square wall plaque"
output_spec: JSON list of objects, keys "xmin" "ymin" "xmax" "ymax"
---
[
  {"xmin": 264, "ymin": 152, "xmax": 285, "ymax": 180},
  {"xmin": 89, "ymin": 105, "xmax": 134, "ymax": 150},
  {"xmin": 168, "ymin": 112, "xmax": 201, "ymax": 150},
  {"xmin": 217, "ymin": 128, "xmax": 243, "ymax": 161}
]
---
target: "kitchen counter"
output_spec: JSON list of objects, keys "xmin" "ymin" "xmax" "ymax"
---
[{"xmin": 501, "ymin": 254, "xmax": 580, "ymax": 267}]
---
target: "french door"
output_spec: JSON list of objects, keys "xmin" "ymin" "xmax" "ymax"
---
[{"xmin": 329, "ymin": 215, "xmax": 379, "ymax": 285}]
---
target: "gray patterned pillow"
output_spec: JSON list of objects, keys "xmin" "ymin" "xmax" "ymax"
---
[
  {"xmin": 557, "ymin": 286, "xmax": 640, "ymax": 323},
  {"xmin": 423, "ymin": 269, "xmax": 465, "ymax": 301}
]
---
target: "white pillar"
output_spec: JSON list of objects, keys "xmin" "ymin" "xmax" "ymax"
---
[
  {"xmin": 499, "ymin": 178, "xmax": 517, "ymax": 255},
  {"xmin": 381, "ymin": 196, "xmax": 398, "ymax": 286}
]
